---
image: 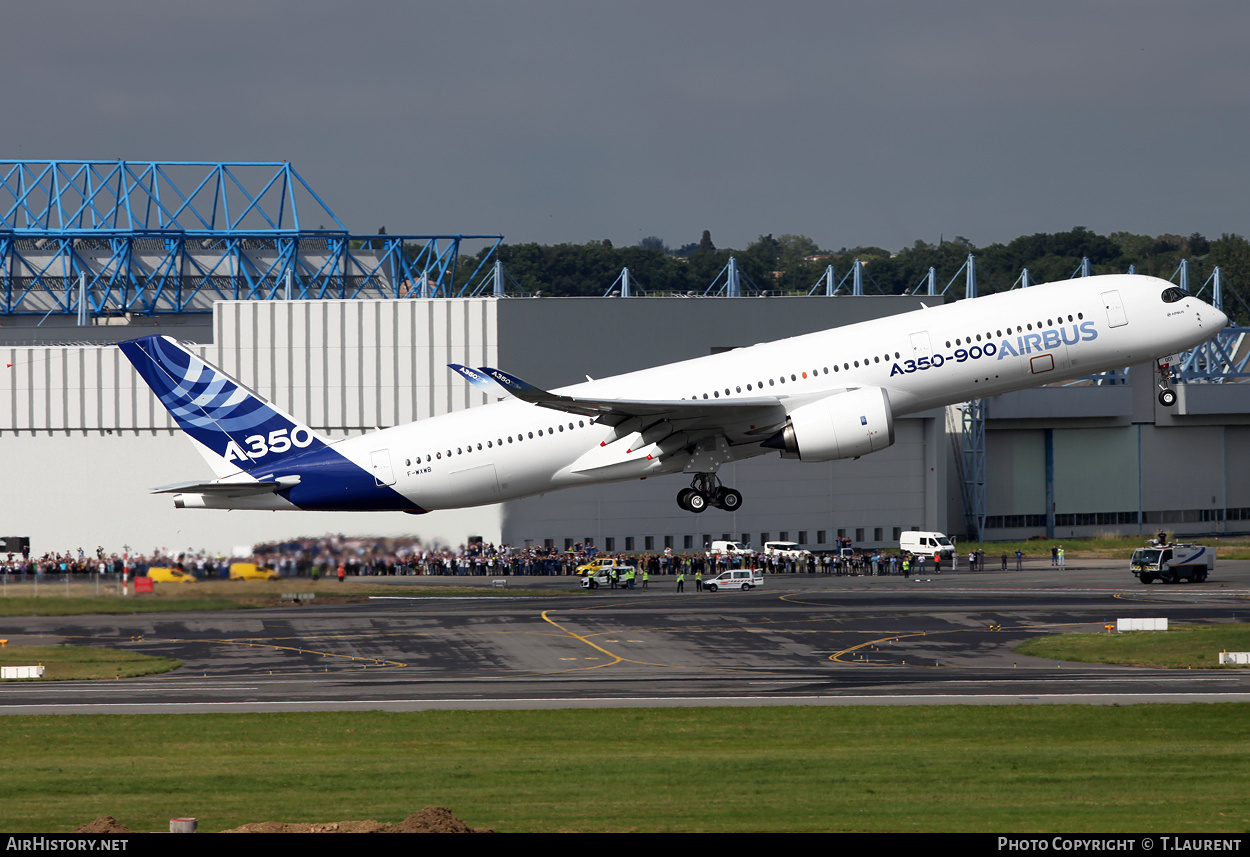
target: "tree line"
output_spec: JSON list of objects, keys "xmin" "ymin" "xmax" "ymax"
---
[{"xmin": 436, "ymin": 227, "xmax": 1248, "ymax": 323}]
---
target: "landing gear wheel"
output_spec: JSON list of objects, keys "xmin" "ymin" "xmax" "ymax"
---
[
  {"xmin": 678, "ymin": 472, "xmax": 742, "ymax": 512},
  {"xmin": 1156, "ymin": 357, "xmax": 1177, "ymax": 407}
]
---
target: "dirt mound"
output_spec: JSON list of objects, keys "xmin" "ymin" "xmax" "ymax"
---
[
  {"xmin": 74, "ymin": 817, "xmax": 134, "ymax": 834},
  {"xmin": 388, "ymin": 807, "xmax": 488, "ymax": 833},
  {"xmin": 221, "ymin": 807, "xmax": 491, "ymax": 833}
]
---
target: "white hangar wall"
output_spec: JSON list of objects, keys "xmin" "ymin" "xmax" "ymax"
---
[
  {"xmin": 0, "ymin": 432, "xmax": 479, "ymax": 558},
  {"xmin": 0, "ymin": 299, "xmax": 505, "ymax": 557},
  {"xmin": 212, "ymin": 298, "xmax": 498, "ymax": 429},
  {"xmin": 1, "ymin": 298, "xmax": 500, "ymax": 434}
]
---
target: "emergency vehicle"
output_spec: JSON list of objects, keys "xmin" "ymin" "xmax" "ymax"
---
[
  {"xmin": 704, "ymin": 569, "xmax": 765, "ymax": 592},
  {"xmin": 1130, "ymin": 543, "xmax": 1214, "ymax": 584}
]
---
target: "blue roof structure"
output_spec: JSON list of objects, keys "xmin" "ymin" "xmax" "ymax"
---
[{"xmin": 0, "ymin": 161, "xmax": 501, "ymax": 315}]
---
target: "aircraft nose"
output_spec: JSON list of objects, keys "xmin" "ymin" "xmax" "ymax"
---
[{"xmin": 1210, "ymin": 304, "xmax": 1231, "ymax": 330}]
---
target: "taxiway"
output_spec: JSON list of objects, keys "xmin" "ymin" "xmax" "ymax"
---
[{"xmin": 2, "ymin": 559, "xmax": 1248, "ymax": 713}]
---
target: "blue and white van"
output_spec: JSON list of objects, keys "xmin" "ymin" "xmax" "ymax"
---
[{"xmin": 704, "ymin": 569, "xmax": 764, "ymax": 592}]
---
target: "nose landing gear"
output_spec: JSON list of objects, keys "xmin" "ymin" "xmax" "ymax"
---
[
  {"xmin": 1156, "ymin": 356, "xmax": 1178, "ymax": 407},
  {"xmin": 676, "ymin": 473, "xmax": 743, "ymax": 513}
]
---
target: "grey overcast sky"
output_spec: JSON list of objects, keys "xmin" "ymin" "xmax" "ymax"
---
[{"xmin": 4, "ymin": 1, "xmax": 1249, "ymax": 252}]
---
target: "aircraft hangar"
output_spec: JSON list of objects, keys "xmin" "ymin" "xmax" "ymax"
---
[
  {"xmin": 3, "ymin": 292, "xmax": 1249, "ymax": 557},
  {"xmin": 3, "ymin": 160, "xmax": 1248, "ymax": 557},
  {"xmin": 0, "ymin": 293, "xmax": 940, "ymax": 555}
]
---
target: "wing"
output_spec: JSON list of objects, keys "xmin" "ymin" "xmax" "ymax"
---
[
  {"xmin": 472, "ymin": 366, "xmax": 789, "ymax": 438},
  {"xmin": 447, "ymin": 365, "xmax": 853, "ymax": 476}
]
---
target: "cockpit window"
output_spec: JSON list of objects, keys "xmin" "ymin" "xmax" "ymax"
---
[{"xmin": 1161, "ymin": 287, "xmax": 1186, "ymax": 303}]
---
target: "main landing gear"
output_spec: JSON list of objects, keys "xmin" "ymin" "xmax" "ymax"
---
[
  {"xmin": 1156, "ymin": 356, "xmax": 1178, "ymax": 407},
  {"xmin": 676, "ymin": 473, "xmax": 742, "ymax": 513}
]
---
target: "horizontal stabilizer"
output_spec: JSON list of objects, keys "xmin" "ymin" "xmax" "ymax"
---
[{"xmin": 151, "ymin": 475, "xmax": 301, "ymax": 496}]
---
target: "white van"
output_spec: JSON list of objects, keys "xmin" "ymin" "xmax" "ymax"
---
[
  {"xmin": 704, "ymin": 569, "xmax": 764, "ymax": 592},
  {"xmin": 900, "ymin": 531, "xmax": 954, "ymax": 558},
  {"xmin": 709, "ymin": 540, "xmax": 754, "ymax": 557},
  {"xmin": 762, "ymin": 541, "xmax": 810, "ymax": 558}
]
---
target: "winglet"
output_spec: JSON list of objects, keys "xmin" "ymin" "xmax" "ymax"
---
[
  {"xmin": 476, "ymin": 367, "xmax": 565, "ymax": 408},
  {"xmin": 478, "ymin": 366, "xmax": 545, "ymax": 398},
  {"xmin": 448, "ymin": 363, "xmax": 500, "ymax": 393},
  {"xmin": 474, "ymin": 366, "xmax": 603, "ymax": 417}
]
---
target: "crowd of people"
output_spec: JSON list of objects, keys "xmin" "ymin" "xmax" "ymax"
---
[
  {"xmin": 1, "ymin": 536, "xmax": 1020, "ymax": 581},
  {"xmin": 240, "ymin": 539, "xmax": 976, "ymax": 579},
  {"xmin": 0, "ymin": 545, "xmax": 185, "ymax": 578}
]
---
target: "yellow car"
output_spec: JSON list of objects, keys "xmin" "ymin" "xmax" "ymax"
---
[
  {"xmin": 576, "ymin": 557, "xmax": 619, "ymax": 576},
  {"xmin": 146, "ymin": 566, "xmax": 196, "ymax": 584},
  {"xmin": 228, "ymin": 562, "xmax": 280, "ymax": 581}
]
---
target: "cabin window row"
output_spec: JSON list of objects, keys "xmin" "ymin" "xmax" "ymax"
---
[
  {"xmin": 944, "ymin": 312, "xmax": 1085, "ymax": 349},
  {"xmin": 687, "ymin": 352, "xmax": 905, "ymax": 400},
  {"xmin": 406, "ymin": 419, "xmax": 588, "ymax": 465}
]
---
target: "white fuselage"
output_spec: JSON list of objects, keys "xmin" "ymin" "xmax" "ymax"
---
[{"xmin": 310, "ymin": 274, "xmax": 1224, "ymax": 512}]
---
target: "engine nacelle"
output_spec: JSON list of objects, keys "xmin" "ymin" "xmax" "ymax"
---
[{"xmin": 763, "ymin": 387, "xmax": 895, "ymax": 462}]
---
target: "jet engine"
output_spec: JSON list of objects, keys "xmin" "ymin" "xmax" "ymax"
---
[{"xmin": 762, "ymin": 386, "xmax": 895, "ymax": 462}]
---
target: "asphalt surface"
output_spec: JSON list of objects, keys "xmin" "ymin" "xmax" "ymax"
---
[{"xmin": 3, "ymin": 558, "xmax": 1249, "ymax": 713}]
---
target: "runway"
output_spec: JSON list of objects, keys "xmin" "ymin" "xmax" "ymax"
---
[{"xmin": 3, "ymin": 559, "xmax": 1249, "ymax": 713}]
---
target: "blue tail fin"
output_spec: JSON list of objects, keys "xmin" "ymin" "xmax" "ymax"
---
[{"xmin": 119, "ymin": 335, "xmax": 327, "ymax": 473}]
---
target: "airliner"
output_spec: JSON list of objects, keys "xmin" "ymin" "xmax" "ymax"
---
[{"xmin": 119, "ymin": 274, "xmax": 1228, "ymax": 515}]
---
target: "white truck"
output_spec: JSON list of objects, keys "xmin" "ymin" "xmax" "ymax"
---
[
  {"xmin": 709, "ymin": 540, "xmax": 755, "ymax": 557},
  {"xmin": 761, "ymin": 541, "xmax": 810, "ymax": 559},
  {"xmin": 899, "ymin": 531, "xmax": 955, "ymax": 559},
  {"xmin": 1130, "ymin": 543, "xmax": 1215, "ymax": 584}
]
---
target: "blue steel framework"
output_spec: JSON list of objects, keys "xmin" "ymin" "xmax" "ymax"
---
[
  {"xmin": 1172, "ymin": 261, "xmax": 1250, "ymax": 384},
  {"xmin": 805, "ymin": 259, "xmax": 880, "ymax": 296},
  {"xmin": 0, "ymin": 161, "xmax": 501, "ymax": 315},
  {"xmin": 931, "ymin": 255, "xmax": 1250, "ymax": 541}
]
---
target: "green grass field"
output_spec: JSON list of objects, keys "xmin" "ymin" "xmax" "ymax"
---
[
  {"xmin": 0, "ymin": 578, "xmax": 579, "ymax": 617},
  {"xmin": 1016, "ymin": 623, "xmax": 1250, "ymax": 669},
  {"xmin": 0, "ymin": 596, "xmax": 253, "ymax": 617},
  {"xmin": 2, "ymin": 706, "xmax": 1248, "ymax": 833},
  {"xmin": 961, "ymin": 534, "xmax": 1250, "ymax": 560},
  {"xmin": 3, "ymin": 555, "xmax": 1247, "ymax": 831},
  {"xmin": 0, "ymin": 645, "xmax": 181, "ymax": 680}
]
